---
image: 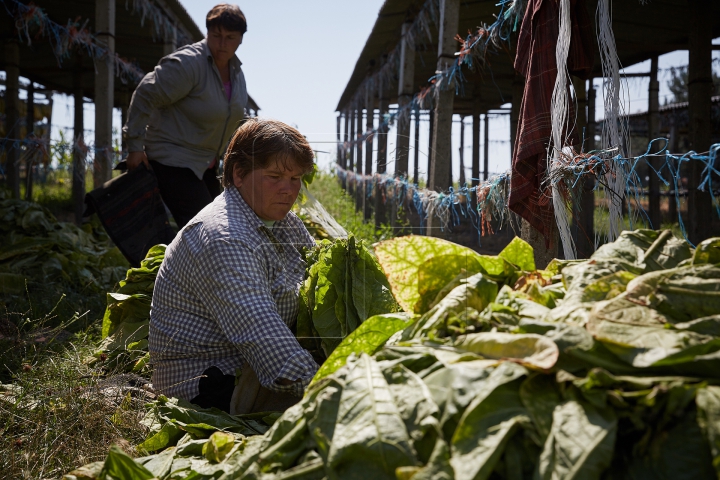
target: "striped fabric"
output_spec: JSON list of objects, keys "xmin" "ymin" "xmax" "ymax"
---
[{"xmin": 149, "ymin": 186, "xmax": 318, "ymax": 401}]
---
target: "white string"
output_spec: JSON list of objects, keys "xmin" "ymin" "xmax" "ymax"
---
[
  {"xmin": 596, "ymin": 0, "xmax": 631, "ymax": 242},
  {"xmin": 549, "ymin": 0, "xmax": 577, "ymax": 259}
]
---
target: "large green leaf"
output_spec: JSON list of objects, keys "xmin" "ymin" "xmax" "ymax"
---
[
  {"xmin": 454, "ymin": 332, "xmax": 559, "ymax": 370},
  {"xmin": 498, "ymin": 237, "xmax": 536, "ymax": 272},
  {"xmin": 311, "ymin": 313, "xmax": 415, "ymax": 386},
  {"xmin": 537, "ymin": 400, "xmax": 616, "ymax": 480},
  {"xmin": 696, "ymin": 386, "xmax": 720, "ymax": 477},
  {"xmin": 375, "ymin": 235, "xmax": 494, "ymax": 313},
  {"xmin": 404, "ymin": 272, "xmax": 498, "ymax": 340},
  {"xmin": 99, "ymin": 445, "xmax": 156, "ymax": 480},
  {"xmin": 450, "ymin": 362, "xmax": 528, "ymax": 480},
  {"xmin": 327, "ymin": 354, "xmax": 416, "ymax": 479}
]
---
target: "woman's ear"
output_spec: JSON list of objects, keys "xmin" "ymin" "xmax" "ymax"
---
[{"xmin": 232, "ymin": 165, "xmax": 243, "ymax": 189}]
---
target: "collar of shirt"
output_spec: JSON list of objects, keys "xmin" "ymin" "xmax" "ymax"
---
[{"xmin": 200, "ymin": 38, "xmax": 243, "ymax": 71}]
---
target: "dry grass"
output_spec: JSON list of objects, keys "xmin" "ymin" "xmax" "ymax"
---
[{"xmin": 0, "ymin": 303, "xmax": 149, "ymax": 479}]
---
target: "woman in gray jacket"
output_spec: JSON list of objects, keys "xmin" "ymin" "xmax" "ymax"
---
[{"xmin": 123, "ymin": 4, "xmax": 248, "ymax": 228}]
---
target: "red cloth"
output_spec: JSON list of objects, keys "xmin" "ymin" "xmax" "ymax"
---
[{"xmin": 509, "ymin": 0, "xmax": 593, "ymax": 245}]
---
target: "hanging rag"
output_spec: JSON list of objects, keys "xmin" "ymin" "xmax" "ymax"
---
[{"xmin": 509, "ymin": 0, "xmax": 593, "ymax": 246}]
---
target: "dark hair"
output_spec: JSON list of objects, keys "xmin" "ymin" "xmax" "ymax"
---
[
  {"xmin": 222, "ymin": 118, "xmax": 315, "ymax": 187},
  {"xmin": 206, "ymin": 4, "xmax": 247, "ymax": 34}
]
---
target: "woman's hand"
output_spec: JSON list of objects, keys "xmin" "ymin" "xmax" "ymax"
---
[{"xmin": 127, "ymin": 151, "xmax": 149, "ymax": 170}]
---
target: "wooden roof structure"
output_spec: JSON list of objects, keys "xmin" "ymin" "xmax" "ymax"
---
[
  {"xmin": 0, "ymin": 0, "xmax": 259, "ymax": 109},
  {"xmin": 337, "ymin": 0, "xmax": 720, "ymax": 114}
]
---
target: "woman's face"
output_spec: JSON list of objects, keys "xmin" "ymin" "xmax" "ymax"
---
[
  {"xmin": 233, "ymin": 157, "xmax": 304, "ymax": 221},
  {"xmin": 207, "ymin": 26, "xmax": 243, "ymax": 66}
]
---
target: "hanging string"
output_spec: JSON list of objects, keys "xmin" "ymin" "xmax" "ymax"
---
[{"xmin": 548, "ymin": 0, "xmax": 576, "ymax": 259}]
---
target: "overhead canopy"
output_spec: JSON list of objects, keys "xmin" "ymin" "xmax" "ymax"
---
[
  {"xmin": 337, "ymin": 0, "xmax": 720, "ymax": 114},
  {"xmin": 0, "ymin": 0, "xmax": 259, "ymax": 110}
]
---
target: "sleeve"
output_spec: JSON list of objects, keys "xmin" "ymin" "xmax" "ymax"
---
[
  {"xmin": 194, "ymin": 238, "xmax": 319, "ymax": 397},
  {"xmin": 122, "ymin": 51, "xmax": 199, "ymax": 153}
]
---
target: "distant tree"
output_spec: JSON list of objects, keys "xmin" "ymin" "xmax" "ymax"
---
[{"xmin": 666, "ymin": 65, "xmax": 720, "ymax": 104}]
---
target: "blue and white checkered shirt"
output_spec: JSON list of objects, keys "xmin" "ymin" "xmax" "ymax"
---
[{"xmin": 148, "ymin": 186, "xmax": 318, "ymax": 401}]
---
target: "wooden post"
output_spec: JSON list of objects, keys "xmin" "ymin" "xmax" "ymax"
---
[
  {"xmin": 686, "ymin": 0, "xmax": 713, "ymax": 244},
  {"xmin": 471, "ymin": 104, "xmax": 480, "ymax": 186},
  {"xmin": 73, "ymin": 72, "xmax": 86, "ymax": 225},
  {"xmin": 395, "ymin": 23, "xmax": 415, "ymax": 177},
  {"xmin": 427, "ymin": 107, "xmax": 435, "ymax": 179},
  {"xmin": 413, "ymin": 107, "xmax": 420, "ymax": 184},
  {"xmin": 458, "ymin": 116, "xmax": 466, "ymax": 186},
  {"xmin": 94, "ymin": 0, "xmax": 116, "ymax": 188},
  {"xmin": 483, "ymin": 113, "xmax": 489, "ymax": 180},
  {"xmin": 4, "ymin": 39, "xmax": 20, "ymax": 198},
  {"xmin": 364, "ymin": 87, "xmax": 374, "ymax": 221},
  {"xmin": 375, "ymin": 81, "xmax": 389, "ymax": 228},
  {"xmin": 572, "ymin": 77, "xmax": 593, "ymax": 258},
  {"xmin": 647, "ymin": 56, "xmax": 661, "ymax": 229},
  {"xmin": 355, "ymin": 107, "xmax": 363, "ymax": 211},
  {"xmin": 510, "ymin": 75, "xmax": 523, "ymax": 157},
  {"xmin": 25, "ymin": 81, "xmax": 35, "ymax": 201},
  {"xmin": 348, "ymin": 108, "xmax": 355, "ymax": 195},
  {"xmin": 578, "ymin": 79, "xmax": 597, "ymax": 257},
  {"xmin": 428, "ymin": 0, "xmax": 460, "ymax": 193},
  {"xmin": 336, "ymin": 114, "xmax": 342, "ymax": 170}
]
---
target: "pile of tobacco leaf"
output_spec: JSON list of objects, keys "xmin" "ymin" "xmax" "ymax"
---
[
  {"xmin": 65, "ymin": 230, "xmax": 720, "ymax": 480},
  {"xmin": 0, "ymin": 198, "xmax": 128, "ymax": 296}
]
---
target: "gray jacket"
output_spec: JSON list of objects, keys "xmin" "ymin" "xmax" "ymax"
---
[{"xmin": 123, "ymin": 39, "xmax": 248, "ymax": 179}]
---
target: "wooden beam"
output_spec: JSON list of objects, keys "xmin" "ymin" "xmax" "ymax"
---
[
  {"xmin": 395, "ymin": 22, "xmax": 415, "ymax": 177},
  {"xmin": 413, "ymin": 107, "xmax": 420, "ymax": 184},
  {"xmin": 471, "ymin": 101, "xmax": 480, "ymax": 187},
  {"xmin": 348, "ymin": 108, "xmax": 355, "ymax": 195},
  {"xmin": 73, "ymin": 68, "xmax": 86, "ymax": 226},
  {"xmin": 25, "ymin": 81, "xmax": 35, "ymax": 201},
  {"xmin": 458, "ymin": 116, "xmax": 466, "ymax": 186},
  {"xmin": 94, "ymin": 0, "xmax": 116, "ymax": 188},
  {"xmin": 4, "ymin": 39, "xmax": 20, "ymax": 199},
  {"xmin": 375, "ymin": 80, "xmax": 389, "ymax": 229},
  {"xmin": 686, "ymin": 0, "xmax": 714, "ymax": 244},
  {"xmin": 364, "ymin": 85, "xmax": 374, "ymax": 221},
  {"xmin": 483, "ymin": 113, "xmax": 489, "ymax": 181},
  {"xmin": 647, "ymin": 56, "xmax": 661, "ymax": 230},
  {"xmin": 428, "ymin": 0, "xmax": 459, "ymax": 194},
  {"xmin": 355, "ymin": 107, "xmax": 363, "ymax": 211}
]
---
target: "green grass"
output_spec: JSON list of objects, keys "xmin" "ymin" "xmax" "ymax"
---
[{"xmin": 304, "ymin": 171, "xmax": 395, "ymax": 244}]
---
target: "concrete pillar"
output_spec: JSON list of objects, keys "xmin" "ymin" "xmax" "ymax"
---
[
  {"xmin": 686, "ymin": 0, "xmax": 713, "ymax": 244},
  {"xmin": 375, "ymin": 83, "xmax": 389, "ymax": 228},
  {"xmin": 395, "ymin": 22, "xmax": 415, "ymax": 177},
  {"xmin": 471, "ymin": 105, "xmax": 480, "ymax": 187},
  {"xmin": 647, "ymin": 56, "xmax": 661, "ymax": 229},
  {"xmin": 572, "ymin": 77, "xmax": 594, "ymax": 258},
  {"xmin": 73, "ymin": 74, "xmax": 86, "ymax": 225},
  {"xmin": 4, "ymin": 40, "xmax": 20, "ymax": 198},
  {"xmin": 413, "ymin": 108, "xmax": 421, "ymax": 184},
  {"xmin": 355, "ymin": 107, "xmax": 363, "ymax": 211},
  {"xmin": 364, "ymin": 87, "xmax": 374, "ymax": 221},
  {"xmin": 25, "ymin": 81, "xmax": 35, "ymax": 201},
  {"xmin": 483, "ymin": 113, "xmax": 489, "ymax": 180},
  {"xmin": 458, "ymin": 116, "xmax": 466, "ymax": 186},
  {"xmin": 94, "ymin": 0, "xmax": 116, "ymax": 188},
  {"xmin": 428, "ymin": 0, "xmax": 460, "ymax": 192}
]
